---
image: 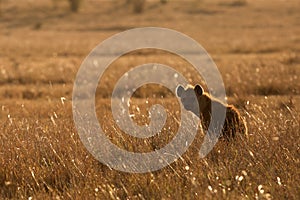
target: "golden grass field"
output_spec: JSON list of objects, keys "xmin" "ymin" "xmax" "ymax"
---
[{"xmin": 0, "ymin": 0, "xmax": 299, "ymax": 199}]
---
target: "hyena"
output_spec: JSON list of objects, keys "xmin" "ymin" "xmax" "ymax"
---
[{"xmin": 176, "ymin": 84, "xmax": 248, "ymax": 140}]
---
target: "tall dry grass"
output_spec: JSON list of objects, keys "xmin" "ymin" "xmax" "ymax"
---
[
  {"xmin": 0, "ymin": 0, "xmax": 299, "ymax": 198},
  {"xmin": 0, "ymin": 94, "xmax": 299, "ymax": 199}
]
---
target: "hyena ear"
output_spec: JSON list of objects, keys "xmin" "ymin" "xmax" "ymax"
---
[
  {"xmin": 194, "ymin": 84, "xmax": 203, "ymax": 96},
  {"xmin": 176, "ymin": 85, "xmax": 185, "ymax": 97}
]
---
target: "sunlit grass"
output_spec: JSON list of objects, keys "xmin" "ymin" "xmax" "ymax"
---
[
  {"xmin": 0, "ymin": 94, "xmax": 299, "ymax": 199},
  {"xmin": 0, "ymin": 0, "xmax": 299, "ymax": 198}
]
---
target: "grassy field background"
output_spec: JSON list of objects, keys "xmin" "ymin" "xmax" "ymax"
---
[{"xmin": 0, "ymin": 0, "xmax": 299, "ymax": 199}]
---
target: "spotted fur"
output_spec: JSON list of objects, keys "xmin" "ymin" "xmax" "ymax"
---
[{"xmin": 176, "ymin": 84, "xmax": 248, "ymax": 140}]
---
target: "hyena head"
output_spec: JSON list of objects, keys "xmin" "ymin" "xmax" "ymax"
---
[{"xmin": 176, "ymin": 84, "xmax": 206, "ymax": 116}]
